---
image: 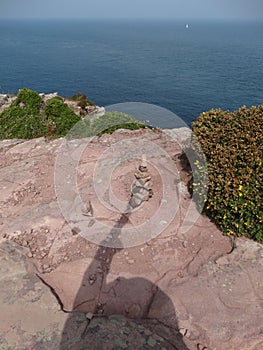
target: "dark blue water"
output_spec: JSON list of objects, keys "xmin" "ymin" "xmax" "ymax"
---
[{"xmin": 0, "ymin": 19, "xmax": 262, "ymax": 126}]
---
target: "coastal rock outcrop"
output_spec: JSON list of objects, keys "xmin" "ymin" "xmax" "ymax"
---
[
  {"xmin": 0, "ymin": 128, "xmax": 262, "ymax": 350},
  {"xmin": 0, "ymin": 91, "xmax": 100, "ymax": 117},
  {"xmin": 0, "ymin": 93, "xmax": 16, "ymax": 112}
]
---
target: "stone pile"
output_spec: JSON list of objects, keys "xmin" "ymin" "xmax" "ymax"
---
[{"xmin": 129, "ymin": 155, "xmax": 153, "ymax": 209}]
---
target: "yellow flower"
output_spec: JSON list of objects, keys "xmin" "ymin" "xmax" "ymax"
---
[
  {"xmin": 238, "ymin": 185, "xmax": 243, "ymax": 191},
  {"xmin": 223, "ymin": 214, "xmax": 227, "ymax": 219},
  {"xmin": 239, "ymin": 192, "xmax": 243, "ymax": 197},
  {"xmin": 226, "ymin": 230, "xmax": 234, "ymax": 236}
]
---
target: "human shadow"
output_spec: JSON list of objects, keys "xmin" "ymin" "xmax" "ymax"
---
[{"xmin": 59, "ymin": 209, "xmax": 189, "ymax": 350}]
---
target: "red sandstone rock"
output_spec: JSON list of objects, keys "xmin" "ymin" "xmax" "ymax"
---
[{"xmin": 0, "ymin": 129, "xmax": 262, "ymax": 350}]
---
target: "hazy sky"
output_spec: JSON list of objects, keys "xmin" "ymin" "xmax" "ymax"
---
[{"xmin": 1, "ymin": 0, "xmax": 262, "ymax": 20}]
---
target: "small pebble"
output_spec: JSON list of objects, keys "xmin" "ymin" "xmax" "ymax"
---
[
  {"xmin": 120, "ymin": 327, "xmax": 130, "ymax": 335},
  {"xmin": 182, "ymin": 241, "xmax": 188, "ymax": 248},
  {"xmin": 86, "ymin": 312, "xmax": 93, "ymax": 320},
  {"xmin": 179, "ymin": 328, "xmax": 187, "ymax": 336},
  {"xmin": 147, "ymin": 336, "xmax": 157, "ymax": 347},
  {"xmin": 71, "ymin": 229, "xmax": 79, "ymax": 236},
  {"xmin": 160, "ymin": 220, "xmax": 167, "ymax": 226},
  {"xmin": 144, "ymin": 329, "xmax": 152, "ymax": 336}
]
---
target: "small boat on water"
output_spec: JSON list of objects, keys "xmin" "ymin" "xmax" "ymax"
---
[{"xmin": 185, "ymin": 24, "xmax": 189, "ymax": 29}]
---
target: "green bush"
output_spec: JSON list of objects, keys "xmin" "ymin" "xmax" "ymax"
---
[
  {"xmin": 0, "ymin": 105, "xmax": 47, "ymax": 139},
  {"xmin": 0, "ymin": 89, "xmax": 148, "ymax": 141},
  {"xmin": 0, "ymin": 88, "xmax": 47, "ymax": 139},
  {"xmin": 0, "ymin": 88, "xmax": 82, "ymax": 140},
  {"xmin": 14, "ymin": 88, "xmax": 42, "ymax": 113},
  {"xmin": 44, "ymin": 98, "xmax": 81, "ymax": 137},
  {"xmin": 192, "ymin": 105, "xmax": 263, "ymax": 242}
]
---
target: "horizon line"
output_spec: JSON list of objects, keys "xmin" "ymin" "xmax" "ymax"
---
[{"xmin": 0, "ymin": 17, "xmax": 262, "ymax": 22}]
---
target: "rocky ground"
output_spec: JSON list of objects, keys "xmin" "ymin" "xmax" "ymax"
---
[{"xmin": 0, "ymin": 128, "xmax": 262, "ymax": 350}]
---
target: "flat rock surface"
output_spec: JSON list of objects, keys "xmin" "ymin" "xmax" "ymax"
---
[
  {"xmin": 0, "ymin": 240, "xmax": 184, "ymax": 350},
  {"xmin": 0, "ymin": 239, "xmax": 67, "ymax": 350},
  {"xmin": 0, "ymin": 129, "xmax": 262, "ymax": 350}
]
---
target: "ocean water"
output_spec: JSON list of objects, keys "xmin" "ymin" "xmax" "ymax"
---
[{"xmin": 0, "ymin": 19, "xmax": 262, "ymax": 126}]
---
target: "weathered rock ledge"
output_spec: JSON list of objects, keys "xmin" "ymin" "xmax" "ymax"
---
[{"xmin": 0, "ymin": 129, "xmax": 262, "ymax": 350}]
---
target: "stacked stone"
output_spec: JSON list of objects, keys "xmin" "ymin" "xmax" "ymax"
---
[{"xmin": 129, "ymin": 156, "xmax": 153, "ymax": 209}]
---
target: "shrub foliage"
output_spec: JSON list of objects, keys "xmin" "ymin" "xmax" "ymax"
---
[
  {"xmin": 0, "ymin": 89, "xmax": 148, "ymax": 140},
  {"xmin": 0, "ymin": 89, "xmax": 47, "ymax": 139},
  {"xmin": 0, "ymin": 88, "xmax": 81, "ymax": 139},
  {"xmin": 44, "ymin": 98, "xmax": 81, "ymax": 137},
  {"xmin": 14, "ymin": 88, "xmax": 42, "ymax": 113},
  {"xmin": 192, "ymin": 105, "xmax": 263, "ymax": 242},
  {"xmin": 68, "ymin": 93, "xmax": 95, "ymax": 107}
]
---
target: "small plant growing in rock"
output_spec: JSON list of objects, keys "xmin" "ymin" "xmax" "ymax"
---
[{"xmin": 69, "ymin": 93, "xmax": 95, "ymax": 107}]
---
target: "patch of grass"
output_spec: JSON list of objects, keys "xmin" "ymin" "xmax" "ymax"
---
[
  {"xmin": 67, "ymin": 111, "xmax": 148, "ymax": 139},
  {"xmin": 92, "ymin": 111, "xmax": 147, "ymax": 136}
]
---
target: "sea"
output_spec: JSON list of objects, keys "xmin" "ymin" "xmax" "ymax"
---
[{"xmin": 0, "ymin": 19, "xmax": 262, "ymax": 127}]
